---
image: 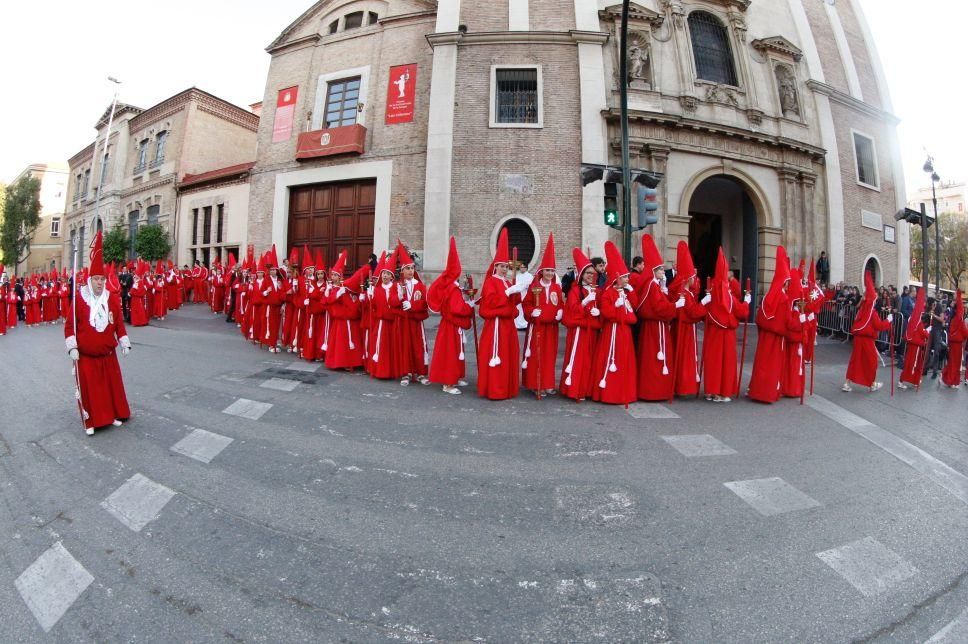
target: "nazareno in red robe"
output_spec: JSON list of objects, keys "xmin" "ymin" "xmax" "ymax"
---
[
  {"xmin": 844, "ymin": 304, "xmax": 891, "ymax": 387},
  {"xmin": 521, "ymin": 279, "xmax": 564, "ymax": 392},
  {"xmin": 671, "ymin": 289, "xmax": 706, "ymax": 397},
  {"xmin": 397, "ymin": 278, "xmax": 431, "ymax": 377},
  {"xmin": 367, "ymin": 282, "xmax": 404, "ymax": 379},
  {"xmin": 299, "ymin": 280, "xmax": 327, "ymax": 361},
  {"xmin": 325, "ymin": 285, "xmax": 364, "ymax": 369},
  {"xmin": 559, "ymin": 282, "xmax": 602, "ymax": 401},
  {"xmin": 129, "ymin": 280, "xmax": 150, "ymax": 327},
  {"xmin": 477, "ymin": 274, "xmax": 522, "ymax": 400},
  {"xmin": 259, "ymin": 277, "xmax": 285, "ymax": 348},
  {"xmin": 151, "ymin": 279, "xmax": 167, "ymax": 319},
  {"xmin": 428, "ymin": 282, "xmax": 474, "ymax": 386},
  {"xmin": 6, "ymin": 287, "xmax": 17, "ymax": 328},
  {"xmin": 780, "ymin": 303, "xmax": 807, "ymax": 398},
  {"xmin": 900, "ymin": 320, "xmax": 929, "ymax": 387},
  {"xmin": 636, "ymin": 279, "xmax": 677, "ymax": 402},
  {"xmin": 941, "ymin": 297, "xmax": 966, "ymax": 387},
  {"xmin": 748, "ymin": 295, "xmax": 791, "ymax": 403},
  {"xmin": 65, "ymin": 287, "xmax": 131, "ymax": 430},
  {"xmin": 592, "ymin": 286, "xmax": 638, "ymax": 405},
  {"xmin": 703, "ymin": 289, "xmax": 749, "ymax": 399}
]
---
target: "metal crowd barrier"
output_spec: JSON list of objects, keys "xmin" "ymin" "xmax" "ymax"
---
[{"xmin": 816, "ymin": 300, "xmax": 905, "ymax": 348}]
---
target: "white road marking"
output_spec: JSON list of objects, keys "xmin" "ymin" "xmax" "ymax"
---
[
  {"xmin": 285, "ymin": 361, "xmax": 320, "ymax": 373},
  {"xmin": 816, "ymin": 536, "xmax": 918, "ymax": 597},
  {"xmin": 927, "ymin": 606, "xmax": 968, "ymax": 643},
  {"xmin": 170, "ymin": 429, "xmax": 233, "ymax": 464},
  {"xmin": 661, "ymin": 434, "xmax": 737, "ymax": 457},
  {"xmin": 15, "ymin": 542, "xmax": 94, "ymax": 633},
  {"xmin": 222, "ymin": 398, "xmax": 273, "ymax": 420},
  {"xmin": 100, "ymin": 473, "xmax": 176, "ymax": 532},
  {"xmin": 260, "ymin": 377, "xmax": 300, "ymax": 392},
  {"xmin": 808, "ymin": 395, "xmax": 968, "ymax": 505},
  {"xmin": 627, "ymin": 403, "xmax": 680, "ymax": 419},
  {"xmin": 724, "ymin": 477, "xmax": 822, "ymax": 516}
]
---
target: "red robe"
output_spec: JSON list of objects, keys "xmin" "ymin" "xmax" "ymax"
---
[
  {"xmin": 59, "ymin": 284, "xmax": 70, "ymax": 320},
  {"xmin": 748, "ymin": 296, "xmax": 790, "ymax": 403},
  {"xmin": 6, "ymin": 287, "xmax": 17, "ymax": 328},
  {"xmin": 65, "ymin": 287, "xmax": 131, "ymax": 431},
  {"xmin": 703, "ymin": 293, "xmax": 749, "ymax": 398},
  {"xmin": 129, "ymin": 281, "xmax": 150, "ymax": 327},
  {"xmin": 0, "ymin": 286, "xmax": 6, "ymax": 335},
  {"xmin": 803, "ymin": 286, "xmax": 825, "ymax": 363},
  {"xmin": 193, "ymin": 267, "xmax": 209, "ymax": 303},
  {"xmin": 780, "ymin": 305, "xmax": 807, "ymax": 398},
  {"xmin": 522, "ymin": 280, "xmax": 564, "ymax": 391},
  {"xmin": 900, "ymin": 319, "xmax": 929, "ymax": 388},
  {"xmin": 26, "ymin": 289, "xmax": 41, "ymax": 325},
  {"xmin": 43, "ymin": 287, "xmax": 59, "ymax": 322},
  {"xmin": 183, "ymin": 270, "xmax": 194, "ymax": 301},
  {"xmin": 367, "ymin": 282, "xmax": 404, "ymax": 379},
  {"xmin": 428, "ymin": 283, "xmax": 473, "ymax": 386},
  {"xmin": 559, "ymin": 283, "xmax": 602, "ymax": 401},
  {"xmin": 845, "ymin": 308, "xmax": 891, "ymax": 387},
  {"xmin": 300, "ymin": 281, "xmax": 328, "ymax": 361},
  {"xmin": 671, "ymin": 290, "xmax": 706, "ymax": 397},
  {"xmin": 942, "ymin": 314, "xmax": 966, "ymax": 387},
  {"xmin": 636, "ymin": 280, "xmax": 677, "ymax": 402},
  {"xmin": 398, "ymin": 279, "xmax": 431, "ymax": 377},
  {"xmin": 151, "ymin": 280, "xmax": 167, "ymax": 319},
  {"xmin": 166, "ymin": 274, "xmax": 181, "ymax": 311},
  {"xmin": 243, "ymin": 282, "xmax": 257, "ymax": 340},
  {"xmin": 477, "ymin": 274, "xmax": 522, "ymax": 400},
  {"xmin": 258, "ymin": 277, "xmax": 285, "ymax": 348},
  {"xmin": 210, "ymin": 274, "xmax": 225, "ymax": 313},
  {"xmin": 325, "ymin": 287, "xmax": 364, "ymax": 369},
  {"xmin": 591, "ymin": 287, "xmax": 638, "ymax": 405}
]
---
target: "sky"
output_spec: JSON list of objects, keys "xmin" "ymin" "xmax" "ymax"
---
[{"xmin": 0, "ymin": 0, "xmax": 964, "ymax": 194}]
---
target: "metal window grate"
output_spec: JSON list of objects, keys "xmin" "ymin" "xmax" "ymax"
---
[
  {"xmin": 495, "ymin": 68, "xmax": 538, "ymax": 124},
  {"xmin": 147, "ymin": 204, "xmax": 159, "ymax": 227},
  {"xmin": 501, "ymin": 218, "xmax": 536, "ymax": 265},
  {"xmin": 216, "ymin": 204, "xmax": 225, "ymax": 243},
  {"xmin": 344, "ymin": 11, "xmax": 363, "ymax": 30},
  {"xmin": 202, "ymin": 206, "xmax": 212, "ymax": 245},
  {"xmin": 688, "ymin": 11, "xmax": 738, "ymax": 86},
  {"xmin": 325, "ymin": 77, "xmax": 360, "ymax": 128},
  {"xmin": 853, "ymin": 133, "xmax": 878, "ymax": 186}
]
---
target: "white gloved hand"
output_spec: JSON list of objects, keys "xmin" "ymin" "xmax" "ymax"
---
[
  {"xmin": 808, "ymin": 313, "xmax": 815, "ymax": 321},
  {"xmin": 303, "ymin": 299, "xmax": 310, "ymax": 306},
  {"xmin": 505, "ymin": 286, "xmax": 518, "ymax": 297},
  {"xmin": 887, "ymin": 314, "xmax": 893, "ymax": 323},
  {"xmin": 68, "ymin": 348, "xmax": 79, "ymax": 361},
  {"xmin": 701, "ymin": 294, "xmax": 712, "ymax": 305},
  {"xmin": 581, "ymin": 293, "xmax": 596, "ymax": 305},
  {"xmin": 675, "ymin": 296, "xmax": 686, "ymax": 309},
  {"xmin": 624, "ymin": 284, "xmax": 633, "ymax": 292},
  {"xmin": 121, "ymin": 346, "xmax": 131, "ymax": 356},
  {"xmin": 262, "ymin": 290, "xmax": 270, "ymax": 297},
  {"xmin": 336, "ymin": 287, "xmax": 346, "ymax": 298},
  {"xmin": 555, "ymin": 309, "xmax": 563, "ymax": 322},
  {"xmin": 661, "ymin": 287, "xmax": 669, "ymax": 295},
  {"xmin": 799, "ymin": 313, "xmax": 807, "ymax": 323},
  {"xmin": 531, "ymin": 309, "xmax": 542, "ymax": 318},
  {"xmin": 402, "ymin": 301, "xmax": 412, "ymax": 311},
  {"xmin": 616, "ymin": 297, "xmax": 626, "ymax": 308},
  {"xmin": 590, "ymin": 307, "xmax": 600, "ymax": 317},
  {"xmin": 743, "ymin": 294, "xmax": 752, "ymax": 304}
]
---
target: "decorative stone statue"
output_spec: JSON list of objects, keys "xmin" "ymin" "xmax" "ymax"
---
[
  {"xmin": 627, "ymin": 32, "xmax": 652, "ymax": 87},
  {"xmin": 775, "ymin": 65, "xmax": 800, "ymax": 117}
]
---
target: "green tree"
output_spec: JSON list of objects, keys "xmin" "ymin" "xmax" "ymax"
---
[
  {"xmin": 0, "ymin": 175, "xmax": 42, "ymax": 267},
  {"xmin": 102, "ymin": 225, "xmax": 128, "ymax": 265},
  {"xmin": 910, "ymin": 212, "xmax": 968, "ymax": 291},
  {"xmin": 134, "ymin": 224, "xmax": 171, "ymax": 261}
]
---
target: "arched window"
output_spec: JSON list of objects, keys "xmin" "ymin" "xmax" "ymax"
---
[
  {"xmin": 688, "ymin": 11, "xmax": 738, "ymax": 86},
  {"xmin": 863, "ymin": 256, "xmax": 881, "ymax": 286},
  {"xmin": 499, "ymin": 217, "xmax": 537, "ymax": 266}
]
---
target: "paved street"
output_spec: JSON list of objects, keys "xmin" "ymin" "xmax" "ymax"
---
[{"xmin": 1, "ymin": 305, "xmax": 967, "ymax": 642}]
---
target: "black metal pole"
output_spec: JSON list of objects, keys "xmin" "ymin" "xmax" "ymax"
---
[
  {"xmin": 619, "ymin": 0, "xmax": 633, "ymax": 265},
  {"xmin": 920, "ymin": 202, "xmax": 929, "ymax": 290},
  {"xmin": 931, "ymin": 179, "xmax": 940, "ymax": 295}
]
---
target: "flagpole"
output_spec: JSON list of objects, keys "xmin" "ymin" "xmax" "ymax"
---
[
  {"xmin": 70, "ymin": 237, "xmax": 89, "ymax": 429},
  {"xmin": 91, "ymin": 77, "xmax": 122, "ymax": 237}
]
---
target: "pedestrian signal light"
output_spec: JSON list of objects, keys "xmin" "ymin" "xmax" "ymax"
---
[{"xmin": 604, "ymin": 182, "xmax": 620, "ymax": 229}]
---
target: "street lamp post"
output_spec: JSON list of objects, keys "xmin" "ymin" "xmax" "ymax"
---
[
  {"xmin": 923, "ymin": 156, "xmax": 941, "ymax": 295},
  {"xmin": 618, "ymin": 0, "xmax": 633, "ymax": 264},
  {"xmin": 91, "ymin": 76, "xmax": 122, "ymax": 238}
]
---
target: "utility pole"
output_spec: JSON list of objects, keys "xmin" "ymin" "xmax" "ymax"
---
[{"xmin": 619, "ymin": 0, "xmax": 633, "ymax": 265}]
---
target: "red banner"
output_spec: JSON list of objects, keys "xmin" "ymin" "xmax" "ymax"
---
[
  {"xmin": 272, "ymin": 86, "xmax": 298, "ymax": 142},
  {"xmin": 385, "ymin": 64, "xmax": 417, "ymax": 125}
]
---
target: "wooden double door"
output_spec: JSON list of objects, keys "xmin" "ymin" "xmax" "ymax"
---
[{"xmin": 288, "ymin": 179, "xmax": 376, "ymax": 274}]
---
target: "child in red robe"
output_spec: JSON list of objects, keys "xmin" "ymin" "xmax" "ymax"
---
[
  {"xmin": 898, "ymin": 286, "xmax": 929, "ymax": 390},
  {"xmin": 477, "ymin": 228, "xmax": 524, "ymax": 400},
  {"xmin": 748, "ymin": 246, "xmax": 792, "ymax": 403},
  {"xmin": 522, "ymin": 233, "xmax": 564, "ymax": 396},
  {"xmin": 592, "ymin": 241, "xmax": 638, "ymax": 405},
  {"xmin": 636, "ymin": 234, "xmax": 680, "ymax": 402},
  {"xmin": 941, "ymin": 292, "xmax": 965, "ymax": 389},
  {"xmin": 367, "ymin": 252, "xmax": 404, "ymax": 380},
  {"xmin": 129, "ymin": 273, "xmax": 150, "ymax": 327},
  {"xmin": 395, "ymin": 242, "xmax": 431, "ymax": 386},
  {"xmin": 669, "ymin": 241, "xmax": 706, "ymax": 398},
  {"xmin": 325, "ymin": 258, "xmax": 366, "ymax": 371},
  {"xmin": 559, "ymin": 248, "xmax": 602, "ymax": 402},
  {"xmin": 842, "ymin": 270, "xmax": 891, "ymax": 392},
  {"xmin": 702, "ymin": 249, "xmax": 750, "ymax": 402},
  {"xmin": 780, "ymin": 268, "xmax": 807, "ymax": 399},
  {"xmin": 428, "ymin": 237, "xmax": 474, "ymax": 394}
]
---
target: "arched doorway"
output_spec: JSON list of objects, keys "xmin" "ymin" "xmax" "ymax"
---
[
  {"xmin": 687, "ymin": 174, "xmax": 760, "ymax": 295},
  {"xmin": 863, "ymin": 255, "xmax": 881, "ymax": 286}
]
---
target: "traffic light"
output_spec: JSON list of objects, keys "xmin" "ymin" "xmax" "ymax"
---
[
  {"xmin": 636, "ymin": 185, "xmax": 659, "ymax": 229},
  {"xmin": 604, "ymin": 182, "xmax": 620, "ymax": 229}
]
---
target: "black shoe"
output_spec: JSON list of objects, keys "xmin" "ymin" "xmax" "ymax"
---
[{"xmin": 932, "ymin": 372, "xmax": 938, "ymax": 379}]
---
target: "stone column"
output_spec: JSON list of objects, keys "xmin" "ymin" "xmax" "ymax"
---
[
  {"xmin": 799, "ymin": 171, "xmax": 817, "ymax": 262},
  {"xmin": 778, "ymin": 168, "xmax": 799, "ymax": 259}
]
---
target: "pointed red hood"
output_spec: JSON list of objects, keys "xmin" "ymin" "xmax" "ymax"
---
[
  {"xmin": 669, "ymin": 240, "xmax": 696, "ymax": 295},
  {"xmin": 330, "ymin": 250, "xmax": 348, "ymax": 276},
  {"xmin": 343, "ymin": 264, "xmax": 370, "ymax": 293},
  {"xmin": 641, "ymin": 234, "xmax": 664, "ymax": 273},
  {"xmin": 88, "ymin": 231, "xmax": 105, "ymax": 277},
  {"xmin": 604, "ymin": 241, "xmax": 629, "ymax": 287},
  {"xmin": 428, "ymin": 237, "xmax": 462, "ymax": 313},
  {"xmin": 762, "ymin": 246, "xmax": 790, "ymax": 319}
]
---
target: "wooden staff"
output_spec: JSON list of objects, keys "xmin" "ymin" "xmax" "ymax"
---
[
  {"xmin": 799, "ymin": 299, "xmax": 807, "ymax": 406},
  {"xmin": 532, "ymin": 286, "xmax": 543, "ymax": 400},
  {"xmin": 736, "ymin": 277, "xmax": 751, "ymax": 398},
  {"xmin": 465, "ymin": 274, "xmax": 479, "ymax": 359},
  {"xmin": 889, "ymin": 314, "xmax": 896, "ymax": 397},
  {"xmin": 696, "ymin": 276, "xmax": 707, "ymax": 399}
]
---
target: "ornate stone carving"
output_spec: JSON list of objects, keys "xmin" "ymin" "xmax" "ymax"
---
[
  {"xmin": 729, "ymin": 15, "xmax": 748, "ymax": 43},
  {"xmin": 746, "ymin": 108, "xmax": 764, "ymax": 126},
  {"xmin": 703, "ymin": 84, "xmax": 740, "ymax": 108},
  {"xmin": 627, "ymin": 30, "xmax": 653, "ymax": 87},
  {"xmin": 679, "ymin": 95, "xmax": 698, "ymax": 112},
  {"xmin": 774, "ymin": 64, "xmax": 800, "ymax": 118},
  {"xmin": 751, "ymin": 36, "xmax": 804, "ymax": 62},
  {"xmin": 599, "ymin": 3, "xmax": 665, "ymax": 29}
]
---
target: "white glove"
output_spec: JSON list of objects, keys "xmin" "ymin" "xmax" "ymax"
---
[
  {"xmin": 531, "ymin": 309, "xmax": 542, "ymax": 318},
  {"xmin": 743, "ymin": 294, "xmax": 752, "ymax": 304},
  {"xmin": 661, "ymin": 287, "xmax": 669, "ymax": 295},
  {"xmin": 119, "ymin": 336, "xmax": 131, "ymax": 351},
  {"xmin": 808, "ymin": 313, "xmax": 815, "ymax": 321},
  {"xmin": 402, "ymin": 301, "xmax": 412, "ymax": 311},
  {"xmin": 590, "ymin": 307, "xmax": 600, "ymax": 317},
  {"xmin": 581, "ymin": 293, "xmax": 596, "ymax": 305},
  {"xmin": 68, "ymin": 348, "xmax": 79, "ymax": 361},
  {"xmin": 336, "ymin": 287, "xmax": 346, "ymax": 298},
  {"xmin": 675, "ymin": 296, "xmax": 686, "ymax": 309},
  {"xmin": 505, "ymin": 286, "xmax": 518, "ymax": 297},
  {"xmin": 799, "ymin": 313, "xmax": 807, "ymax": 323},
  {"xmin": 303, "ymin": 299, "xmax": 310, "ymax": 306},
  {"xmin": 701, "ymin": 294, "xmax": 712, "ymax": 305},
  {"xmin": 624, "ymin": 284, "xmax": 633, "ymax": 292},
  {"xmin": 616, "ymin": 296, "xmax": 626, "ymax": 308},
  {"xmin": 887, "ymin": 314, "xmax": 893, "ymax": 323},
  {"xmin": 262, "ymin": 290, "xmax": 270, "ymax": 297},
  {"xmin": 555, "ymin": 309, "xmax": 563, "ymax": 322}
]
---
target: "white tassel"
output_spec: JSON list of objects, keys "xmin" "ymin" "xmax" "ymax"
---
[
  {"xmin": 521, "ymin": 359, "xmax": 528, "ymax": 369},
  {"xmin": 565, "ymin": 375, "xmax": 572, "ymax": 386},
  {"xmin": 599, "ymin": 378, "xmax": 607, "ymax": 388},
  {"xmin": 657, "ymin": 351, "xmax": 664, "ymax": 360},
  {"xmin": 371, "ymin": 320, "xmax": 382, "ymax": 361},
  {"xmin": 348, "ymin": 321, "xmax": 356, "ymax": 350},
  {"xmin": 609, "ymin": 363, "xmax": 617, "ymax": 373},
  {"xmin": 458, "ymin": 328, "xmax": 465, "ymax": 361},
  {"xmin": 662, "ymin": 366, "xmax": 669, "ymax": 375},
  {"xmin": 489, "ymin": 358, "xmax": 499, "ymax": 367}
]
